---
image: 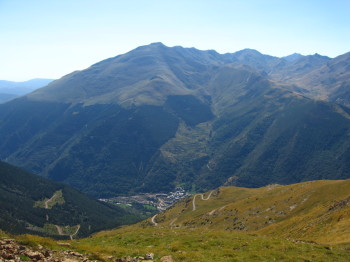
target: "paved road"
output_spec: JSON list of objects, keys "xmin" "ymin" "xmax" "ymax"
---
[{"xmin": 192, "ymin": 191, "xmax": 214, "ymax": 211}]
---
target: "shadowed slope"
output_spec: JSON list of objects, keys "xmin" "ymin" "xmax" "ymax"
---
[
  {"xmin": 0, "ymin": 43, "xmax": 350, "ymax": 197},
  {"xmin": 0, "ymin": 161, "xmax": 139, "ymax": 238}
]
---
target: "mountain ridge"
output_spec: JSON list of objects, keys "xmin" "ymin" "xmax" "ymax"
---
[
  {"xmin": 0, "ymin": 78, "xmax": 54, "ymax": 103},
  {"xmin": 0, "ymin": 43, "xmax": 350, "ymax": 197}
]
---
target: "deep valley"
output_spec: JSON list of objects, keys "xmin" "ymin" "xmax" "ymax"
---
[
  {"xmin": 1, "ymin": 43, "xmax": 350, "ymax": 198},
  {"xmin": 1, "ymin": 43, "xmax": 350, "ymax": 261}
]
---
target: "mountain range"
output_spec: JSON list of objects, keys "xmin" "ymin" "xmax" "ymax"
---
[
  {"xmin": 0, "ymin": 78, "xmax": 54, "ymax": 103},
  {"xmin": 0, "ymin": 43, "xmax": 350, "ymax": 197}
]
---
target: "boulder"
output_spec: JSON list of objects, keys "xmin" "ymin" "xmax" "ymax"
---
[{"xmin": 26, "ymin": 250, "xmax": 45, "ymax": 260}]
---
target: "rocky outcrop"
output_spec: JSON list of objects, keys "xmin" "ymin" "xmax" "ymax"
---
[
  {"xmin": 0, "ymin": 237, "xmax": 175, "ymax": 262},
  {"xmin": 0, "ymin": 238, "xmax": 94, "ymax": 262}
]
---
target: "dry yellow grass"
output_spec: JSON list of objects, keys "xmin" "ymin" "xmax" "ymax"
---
[{"xmin": 145, "ymin": 179, "xmax": 350, "ymax": 245}]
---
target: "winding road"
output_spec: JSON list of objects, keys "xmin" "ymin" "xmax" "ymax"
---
[
  {"xmin": 150, "ymin": 190, "xmax": 214, "ymax": 226},
  {"xmin": 70, "ymin": 225, "xmax": 81, "ymax": 240},
  {"xmin": 192, "ymin": 191, "xmax": 214, "ymax": 211},
  {"xmin": 151, "ymin": 214, "xmax": 158, "ymax": 226},
  {"xmin": 55, "ymin": 224, "xmax": 81, "ymax": 240}
]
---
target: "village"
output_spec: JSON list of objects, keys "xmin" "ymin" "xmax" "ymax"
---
[{"xmin": 100, "ymin": 187, "xmax": 190, "ymax": 211}]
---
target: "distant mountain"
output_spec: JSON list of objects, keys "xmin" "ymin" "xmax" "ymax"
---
[
  {"xmin": 282, "ymin": 53, "xmax": 304, "ymax": 61},
  {"xmin": 0, "ymin": 43, "xmax": 350, "ymax": 198},
  {"xmin": 236, "ymin": 51, "xmax": 350, "ymax": 107},
  {"xmin": 227, "ymin": 48, "xmax": 281, "ymax": 73},
  {"xmin": 0, "ymin": 78, "xmax": 54, "ymax": 103},
  {"xmin": 0, "ymin": 93, "xmax": 18, "ymax": 103},
  {"xmin": 0, "ymin": 161, "xmax": 139, "ymax": 238},
  {"xmin": 288, "ymin": 52, "xmax": 350, "ymax": 106},
  {"xmin": 270, "ymin": 53, "xmax": 331, "ymax": 82}
]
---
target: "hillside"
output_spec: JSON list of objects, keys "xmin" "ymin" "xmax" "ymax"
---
[
  {"xmin": 3, "ymin": 180, "xmax": 350, "ymax": 261},
  {"xmin": 146, "ymin": 179, "xmax": 350, "ymax": 244},
  {"xmin": 0, "ymin": 161, "xmax": 139, "ymax": 238},
  {"xmin": 240, "ymin": 51, "xmax": 350, "ymax": 107},
  {"xmin": 0, "ymin": 78, "xmax": 54, "ymax": 103},
  {"xmin": 60, "ymin": 180, "xmax": 350, "ymax": 261},
  {"xmin": 0, "ymin": 93, "xmax": 17, "ymax": 103},
  {"xmin": 0, "ymin": 43, "xmax": 350, "ymax": 197},
  {"xmin": 291, "ymin": 52, "xmax": 350, "ymax": 106}
]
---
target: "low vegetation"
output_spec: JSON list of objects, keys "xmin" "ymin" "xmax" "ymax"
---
[
  {"xmin": 0, "ymin": 161, "xmax": 140, "ymax": 238},
  {"xmin": 71, "ymin": 227, "xmax": 350, "ymax": 261},
  {"xmin": 145, "ymin": 179, "xmax": 350, "ymax": 245},
  {"xmin": 69, "ymin": 179, "xmax": 350, "ymax": 261},
  {"xmin": 34, "ymin": 190, "xmax": 65, "ymax": 209},
  {"xmin": 3, "ymin": 179, "xmax": 350, "ymax": 261}
]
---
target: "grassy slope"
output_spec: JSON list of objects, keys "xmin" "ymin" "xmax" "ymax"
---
[
  {"xmin": 144, "ymin": 179, "xmax": 350, "ymax": 245},
  {"xmin": 0, "ymin": 227, "xmax": 345, "ymax": 262},
  {"xmin": 72, "ymin": 227, "xmax": 350, "ymax": 262},
  {"xmin": 3, "ymin": 180, "xmax": 350, "ymax": 261},
  {"xmin": 47, "ymin": 180, "xmax": 350, "ymax": 261}
]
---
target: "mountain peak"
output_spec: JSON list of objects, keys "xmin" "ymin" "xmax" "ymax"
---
[
  {"xmin": 135, "ymin": 42, "xmax": 167, "ymax": 51},
  {"xmin": 234, "ymin": 48, "xmax": 263, "ymax": 56},
  {"xmin": 149, "ymin": 42, "xmax": 166, "ymax": 46},
  {"xmin": 283, "ymin": 53, "xmax": 304, "ymax": 62}
]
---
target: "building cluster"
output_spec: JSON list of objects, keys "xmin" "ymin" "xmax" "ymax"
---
[
  {"xmin": 100, "ymin": 187, "xmax": 190, "ymax": 211},
  {"xmin": 157, "ymin": 187, "xmax": 190, "ymax": 211}
]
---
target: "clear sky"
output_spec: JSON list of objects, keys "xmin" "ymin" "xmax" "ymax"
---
[{"xmin": 1, "ymin": 0, "xmax": 349, "ymax": 81}]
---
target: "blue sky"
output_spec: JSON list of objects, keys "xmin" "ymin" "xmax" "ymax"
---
[{"xmin": 1, "ymin": 0, "xmax": 349, "ymax": 81}]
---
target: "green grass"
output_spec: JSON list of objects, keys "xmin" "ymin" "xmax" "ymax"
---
[
  {"xmin": 72, "ymin": 227, "xmax": 350, "ymax": 262},
  {"xmin": 8, "ymin": 180, "xmax": 350, "ymax": 261},
  {"xmin": 34, "ymin": 190, "xmax": 65, "ymax": 209},
  {"xmin": 146, "ymin": 180, "xmax": 350, "ymax": 245},
  {"xmin": 143, "ymin": 204, "xmax": 157, "ymax": 211},
  {"xmin": 0, "ymin": 229, "xmax": 8, "ymax": 238},
  {"xmin": 68, "ymin": 179, "xmax": 350, "ymax": 261}
]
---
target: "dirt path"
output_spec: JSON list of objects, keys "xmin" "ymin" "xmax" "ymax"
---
[
  {"xmin": 151, "ymin": 214, "xmax": 158, "ymax": 226},
  {"xmin": 44, "ymin": 193, "xmax": 57, "ymax": 209},
  {"xmin": 208, "ymin": 209, "xmax": 217, "ymax": 215},
  {"xmin": 169, "ymin": 218, "xmax": 177, "ymax": 226},
  {"xmin": 70, "ymin": 225, "xmax": 81, "ymax": 240},
  {"xmin": 55, "ymin": 225, "xmax": 63, "ymax": 235},
  {"xmin": 192, "ymin": 191, "xmax": 214, "ymax": 211}
]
